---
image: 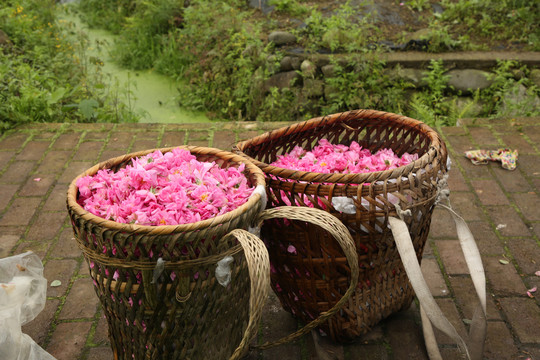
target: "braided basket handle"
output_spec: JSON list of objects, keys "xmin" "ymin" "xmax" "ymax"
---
[
  {"xmin": 389, "ymin": 202, "xmax": 486, "ymax": 360},
  {"xmin": 223, "ymin": 229, "xmax": 271, "ymax": 360},
  {"xmin": 252, "ymin": 206, "xmax": 360, "ymax": 350}
]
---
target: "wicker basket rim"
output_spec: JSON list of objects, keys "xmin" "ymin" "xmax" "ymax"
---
[
  {"xmin": 235, "ymin": 109, "xmax": 446, "ymax": 184},
  {"xmin": 66, "ymin": 146, "xmax": 266, "ymax": 235}
]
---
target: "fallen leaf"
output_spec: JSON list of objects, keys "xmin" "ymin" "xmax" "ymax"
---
[
  {"xmin": 50, "ymin": 280, "xmax": 62, "ymax": 287},
  {"xmin": 499, "ymin": 259, "xmax": 509, "ymax": 265}
]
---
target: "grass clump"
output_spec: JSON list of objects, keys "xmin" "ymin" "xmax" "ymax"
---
[{"xmin": 0, "ymin": 0, "xmax": 140, "ymax": 133}]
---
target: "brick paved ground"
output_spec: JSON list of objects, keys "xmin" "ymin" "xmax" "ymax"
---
[{"xmin": 1, "ymin": 118, "xmax": 539, "ymax": 360}]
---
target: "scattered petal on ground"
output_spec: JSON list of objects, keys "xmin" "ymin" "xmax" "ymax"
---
[
  {"xmin": 526, "ymin": 286, "xmax": 537, "ymax": 298},
  {"xmin": 50, "ymin": 280, "xmax": 61, "ymax": 287},
  {"xmin": 33, "ymin": 178, "xmax": 41, "ymax": 182}
]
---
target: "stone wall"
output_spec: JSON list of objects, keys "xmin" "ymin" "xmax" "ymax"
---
[{"xmin": 263, "ymin": 30, "xmax": 540, "ymax": 118}]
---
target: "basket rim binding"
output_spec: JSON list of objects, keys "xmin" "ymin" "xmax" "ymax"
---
[
  {"xmin": 234, "ymin": 109, "xmax": 448, "ymax": 185},
  {"xmin": 66, "ymin": 145, "xmax": 266, "ymax": 235}
]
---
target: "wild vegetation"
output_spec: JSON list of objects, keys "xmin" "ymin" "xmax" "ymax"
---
[
  {"xmin": 0, "ymin": 0, "xmax": 141, "ymax": 132},
  {"xmin": 1, "ymin": 0, "xmax": 539, "ymax": 132}
]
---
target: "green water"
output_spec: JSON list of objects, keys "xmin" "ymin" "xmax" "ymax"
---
[{"xmin": 62, "ymin": 14, "xmax": 211, "ymax": 124}]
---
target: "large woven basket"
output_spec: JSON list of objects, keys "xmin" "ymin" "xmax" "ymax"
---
[
  {"xmin": 67, "ymin": 146, "xmax": 270, "ymax": 360},
  {"xmin": 234, "ymin": 109, "xmax": 448, "ymax": 342}
]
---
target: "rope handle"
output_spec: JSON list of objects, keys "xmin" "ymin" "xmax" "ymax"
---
[
  {"xmin": 224, "ymin": 229, "xmax": 271, "ymax": 360},
  {"xmin": 389, "ymin": 202, "xmax": 486, "ymax": 360},
  {"xmin": 250, "ymin": 206, "xmax": 360, "ymax": 350}
]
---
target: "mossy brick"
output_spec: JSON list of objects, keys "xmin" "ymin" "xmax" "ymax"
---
[
  {"xmin": 421, "ymin": 257, "xmax": 449, "ymax": 296},
  {"xmin": 483, "ymin": 321, "xmax": 520, "ymax": 360},
  {"xmin": 450, "ymin": 192, "xmax": 485, "ymax": 221},
  {"xmin": 499, "ymin": 134, "xmax": 536, "ymax": 154},
  {"xmin": 492, "ymin": 166, "xmax": 533, "ymax": 193},
  {"xmin": 51, "ymin": 227, "xmax": 81, "ymax": 258},
  {"xmin": 445, "ymin": 133, "xmax": 476, "ymax": 154},
  {"xmin": 506, "ymin": 237, "xmax": 540, "ymax": 275},
  {"xmin": 345, "ymin": 344, "xmax": 390, "ymax": 359},
  {"xmin": 447, "ymin": 165, "xmax": 469, "ymax": 192},
  {"xmin": 499, "ymin": 298, "xmax": 540, "ymax": 344},
  {"xmin": 0, "ymin": 234, "xmax": 20, "ymax": 258},
  {"xmin": 440, "ymin": 125, "xmax": 467, "ymax": 135},
  {"xmin": 484, "ymin": 257, "xmax": 528, "ymax": 296},
  {"xmin": 449, "ymin": 276, "xmax": 501, "ymax": 321},
  {"xmin": 16, "ymin": 141, "xmax": 50, "ymax": 161},
  {"xmin": 26, "ymin": 211, "xmax": 67, "ymax": 242},
  {"xmin": 73, "ymin": 141, "xmax": 104, "ymax": 161},
  {"xmin": 161, "ymin": 131, "xmax": 186, "ymax": 147},
  {"xmin": 52, "ymin": 132, "xmax": 81, "ymax": 149},
  {"xmin": 467, "ymin": 221, "xmax": 505, "ymax": 256},
  {"xmin": 45, "ymin": 321, "xmax": 93, "ymax": 360},
  {"xmin": 512, "ymin": 192, "xmax": 540, "ymax": 221},
  {"xmin": 385, "ymin": 305, "xmax": 428, "ymax": 360},
  {"xmin": 455, "ymin": 156, "xmax": 493, "ymax": 179},
  {"xmin": 431, "ymin": 299, "xmax": 468, "ymax": 346},
  {"xmin": 237, "ymin": 130, "xmax": 259, "ymax": 143},
  {"xmin": 97, "ymin": 150, "xmax": 127, "ymax": 163},
  {"xmin": 430, "ymin": 207, "xmax": 460, "ymax": 238},
  {"xmin": 0, "ymin": 184, "xmax": 18, "ymax": 212},
  {"xmin": 435, "ymin": 240, "xmax": 469, "ymax": 275},
  {"xmin": 43, "ymin": 259, "xmax": 78, "ymax": 297},
  {"xmin": 471, "ymin": 179, "xmax": 510, "ymax": 206},
  {"xmin": 521, "ymin": 125, "xmax": 540, "ymax": 143},
  {"xmin": 468, "ymin": 127, "xmax": 500, "ymax": 147},
  {"xmin": 261, "ymin": 291, "xmax": 303, "ymax": 360},
  {"xmin": 0, "ymin": 150, "xmax": 14, "ymax": 170},
  {"xmin": 0, "ymin": 161, "xmax": 36, "ymax": 184},
  {"xmin": 87, "ymin": 346, "xmax": 114, "ymax": 360},
  {"xmin": 19, "ymin": 176, "xmax": 54, "ymax": 197},
  {"xmin": 131, "ymin": 139, "xmax": 159, "ymax": 152},
  {"xmin": 15, "ymin": 241, "xmax": 51, "ymax": 260},
  {"xmin": 22, "ymin": 298, "xmax": 60, "ymax": 346},
  {"xmin": 212, "ymin": 130, "xmax": 236, "ymax": 150},
  {"xmin": 105, "ymin": 132, "xmax": 134, "ymax": 150},
  {"xmin": 60, "ymin": 277, "xmax": 100, "ymax": 319},
  {"xmin": 516, "ymin": 154, "xmax": 540, "ymax": 179},
  {"xmin": 58, "ymin": 161, "xmax": 93, "ymax": 184},
  {"xmin": 92, "ymin": 311, "xmax": 110, "ymax": 345},
  {"xmin": 0, "ymin": 197, "xmax": 41, "ymax": 226},
  {"xmin": 186, "ymin": 131, "xmax": 210, "ymax": 147},
  {"xmin": 0, "ymin": 133, "xmax": 30, "ymax": 149},
  {"xmin": 486, "ymin": 205, "xmax": 531, "ymax": 237},
  {"xmin": 36, "ymin": 150, "xmax": 72, "ymax": 174},
  {"xmin": 32, "ymin": 132, "xmax": 56, "ymax": 140},
  {"xmin": 43, "ymin": 183, "xmax": 70, "ymax": 211}
]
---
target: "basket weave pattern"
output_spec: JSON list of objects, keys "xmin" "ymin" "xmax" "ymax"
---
[
  {"xmin": 235, "ymin": 109, "xmax": 448, "ymax": 341},
  {"xmin": 67, "ymin": 146, "xmax": 267, "ymax": 359}
]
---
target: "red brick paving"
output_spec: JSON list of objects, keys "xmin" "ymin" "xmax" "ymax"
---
[{"xmin": 1, "ymin": 117, "xmax": 539, "ymax": 359}]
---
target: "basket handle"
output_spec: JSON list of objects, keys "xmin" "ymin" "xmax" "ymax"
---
[
  {"xmin": 251, "ymin": 206, "xmax": 360, "ymax": 350},
  {"xmin": 389, "ymin": 201, "xmax": 486, "ymax": 360},
  {"xmin": 223, "ymin": 229, "xmax": 271, "ymax": 360}
]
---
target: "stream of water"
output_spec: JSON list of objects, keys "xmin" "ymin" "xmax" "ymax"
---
[{"xmin": 61, "ymin": 13, "xmax": 211, "ymax": 124}]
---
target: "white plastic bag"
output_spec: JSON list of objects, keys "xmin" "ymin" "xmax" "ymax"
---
[{"xmin": 0, "ymin": 252, "xmax": 56, "ymax": 360}]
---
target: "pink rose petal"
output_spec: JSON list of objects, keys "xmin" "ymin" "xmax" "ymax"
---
[
  {"xmin": 527, "ymin": 286, "xmax": 537, "ymax": 298},
  {"xmin": 33, "ymin": 178, "xmax": 41, "ymax": 182},
  {"xmin": 535, "ymin": 271, "xmax": 540, "ymax": 277},
  {"xmin": 287, "ymin": 245, "xmax": 297, "ymax": 255}
]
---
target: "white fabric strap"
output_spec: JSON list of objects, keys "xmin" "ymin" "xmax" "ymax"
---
[{"xmin": 389, "ymin": 200, "xmax": 486, "ymax": 360}]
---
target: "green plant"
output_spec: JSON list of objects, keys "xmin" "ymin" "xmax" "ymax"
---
[
  {"xmin": 269, "ymin": 0, "xmax": 309, "ymax": 17},
  {"xmin": 0, "ymin": 0, "xmax": 140, "ymax": 132},
  {"xmin": 300, "ymin": 2, "xmax": 378, "ymax": 53}
]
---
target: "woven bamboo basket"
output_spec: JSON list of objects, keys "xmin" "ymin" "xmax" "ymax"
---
[
  {"xmin": 66, "ymin": 146, "xmax": 270, "ymax": 360},
  {"xmin": 234, "ymin": 109, "xmax": 448, "ymax": 342}
]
